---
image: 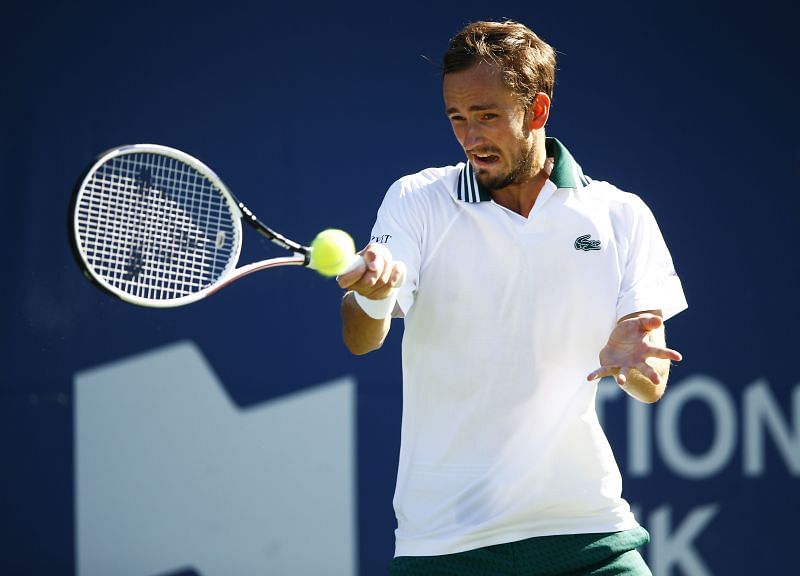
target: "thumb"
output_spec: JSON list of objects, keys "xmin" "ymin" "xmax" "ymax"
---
[{"xmin": 639, "ymin": 314, "xmax": 663, "ymax": 332}]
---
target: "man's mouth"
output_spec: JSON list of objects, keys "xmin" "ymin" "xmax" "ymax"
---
[{"xmin": 470, "ymin": 151, "xmax": 501, "ymax": 167}]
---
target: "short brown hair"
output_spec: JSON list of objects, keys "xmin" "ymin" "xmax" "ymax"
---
[{"xmin": 443, "ymin": 20, "xmax": 556, "ymax": 108}]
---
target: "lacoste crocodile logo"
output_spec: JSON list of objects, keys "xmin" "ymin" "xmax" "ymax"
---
[{"xmin": 574, "ymin": 234, "xmax": 601, "ymax": 251}]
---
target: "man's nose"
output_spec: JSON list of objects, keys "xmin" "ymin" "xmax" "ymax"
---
[{"xmin": 462, "ymin": 122, "xmax": 484, "ymax": 150}]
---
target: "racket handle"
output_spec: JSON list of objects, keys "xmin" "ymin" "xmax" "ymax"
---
[
  {"xmin": 338, "ymin": 254, "xmax": 406, "ymax": 286},
  {"xmin": 339, "ymin": 254, "xmax": 365, "ymax": 276}
]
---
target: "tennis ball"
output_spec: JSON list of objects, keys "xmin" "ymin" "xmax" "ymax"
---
[{"xmin": 310, "ymin": 228, "xmax": 356, "ymax": 277}]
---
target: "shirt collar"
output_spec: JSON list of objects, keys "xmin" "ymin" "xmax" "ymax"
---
[{"xmin": 454, "ymin": 137, "xmax": 590, "ymax": 203}]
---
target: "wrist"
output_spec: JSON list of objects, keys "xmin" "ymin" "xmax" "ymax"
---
[{"xmin": 353, "ymin": 291, "xmax": 397, "ymax": 319}]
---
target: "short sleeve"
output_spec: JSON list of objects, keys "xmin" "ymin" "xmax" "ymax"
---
[
  {"xmin": 616, "ymin": 197, "xmax": 688, "ymax": 321},
  {"xmin": 369, "ymin": 179, "xmax": 423, "ymax": 316}
]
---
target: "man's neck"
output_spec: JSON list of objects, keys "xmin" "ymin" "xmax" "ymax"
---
[{"xmin": 490, "ymin": 138, "xmax": 551, "ymax": 218}]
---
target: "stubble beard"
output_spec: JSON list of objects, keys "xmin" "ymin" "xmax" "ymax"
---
[{"xmin": 474, "ymin": 141, "xmax": 536, "ymax": 192}]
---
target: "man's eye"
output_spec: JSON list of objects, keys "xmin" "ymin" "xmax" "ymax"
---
[
  {"xmin": 482, "ymin": 113, "xmax": 498, "ymax": 120},
  {"xmin": 449, "ymin": 115, "xmax": 465, "ymax": 123}
]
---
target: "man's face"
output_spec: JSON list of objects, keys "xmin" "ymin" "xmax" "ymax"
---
[{"xmin": 443, "ymin": 62, "xmax": 534, "ymax": 191}]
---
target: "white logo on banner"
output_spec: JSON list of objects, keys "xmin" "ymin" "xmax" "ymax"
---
[
  {"xmin": 598, "ymin": 374, "xmax": 800, "ymax": 576},
  {"xmin": 74, "ymin": 340, "xmax": 356, "ymax": 576}
]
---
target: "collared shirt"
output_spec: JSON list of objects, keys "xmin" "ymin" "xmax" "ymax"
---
[{"xmin": 369, "ymin": 137, "xmax": 687, "ymax": 557}]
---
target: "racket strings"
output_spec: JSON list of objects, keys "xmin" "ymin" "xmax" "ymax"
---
[{"xmin": 75, "ymin": 152, "xmax": 239, "ymax": 301}]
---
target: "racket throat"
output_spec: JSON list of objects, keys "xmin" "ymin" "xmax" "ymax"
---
[{"xmin": 238, "ymin": 202, "xmax": 310, "ymax": 260}]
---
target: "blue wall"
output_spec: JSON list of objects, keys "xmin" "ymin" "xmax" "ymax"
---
[{"xmin": 2, "ymin": 1, "xmax": 798, "ymax": 574}]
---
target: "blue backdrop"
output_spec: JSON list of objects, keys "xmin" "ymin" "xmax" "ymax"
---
[{"xmin": 2, "ymin": 1, "xmax": 798, "ymax": 574}]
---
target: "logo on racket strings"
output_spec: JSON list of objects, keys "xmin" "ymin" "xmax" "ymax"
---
[
  {"xmin": 124, "ymin": 246, "xmax": 145, "ymax": 280},
  {"xmin": 137, "ymin": 168, "xmax": 153, "ymax": 195}
]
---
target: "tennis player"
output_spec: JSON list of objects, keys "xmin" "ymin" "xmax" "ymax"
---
[{"xmin": 338, "ymin": 20, "xmax": 687, "ymax": 575}]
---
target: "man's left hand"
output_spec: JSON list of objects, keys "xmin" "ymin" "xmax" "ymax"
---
[{"xmin": 587, "ymin": 312, "xmax": 682, "ymax": 391}]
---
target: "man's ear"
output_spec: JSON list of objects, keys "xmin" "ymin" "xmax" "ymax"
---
[{"xmin": 527, "ymin": 92, "xmax": 551, "ymax": 130}]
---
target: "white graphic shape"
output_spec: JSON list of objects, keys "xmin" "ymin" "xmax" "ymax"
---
[{"xmin": 75, "ymin": 340, "xmax": 356, "ymax": 576}]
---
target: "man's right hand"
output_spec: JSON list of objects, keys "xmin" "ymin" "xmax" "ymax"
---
[
  {"xmin": 337, "ymin": 243, "xmax": 405, "ymax": 301},
  {"xmin": 338, "ymin": 243, "xmax": 405, "ymax": 355}
]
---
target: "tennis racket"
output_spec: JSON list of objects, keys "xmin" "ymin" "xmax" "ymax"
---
[{"xmin": 70, "ymin": 143, "xmax": 360, "ymax": 308}]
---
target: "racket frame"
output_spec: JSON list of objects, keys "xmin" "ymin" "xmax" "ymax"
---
[{"xmin": 70, "ymin": 144, "xmax": 312, "ymax": 308}]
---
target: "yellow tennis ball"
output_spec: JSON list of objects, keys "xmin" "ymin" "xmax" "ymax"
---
[{"xmin": 310, "ymin": 228, "xmax": 356, "ymax": 277}]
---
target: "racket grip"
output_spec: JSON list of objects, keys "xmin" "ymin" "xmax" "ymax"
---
[
  {"xmin": 338, "ymin": 254, "xmax": 406, "ymax": 286},
  {"xmin": 339, "ymin": 254, "xmax": 365, "ymax": 276}
]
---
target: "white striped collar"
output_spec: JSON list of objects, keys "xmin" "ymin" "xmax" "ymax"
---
[{"xmin": 454, "ymin": 137, "xmax": 590, "ymax": 203}]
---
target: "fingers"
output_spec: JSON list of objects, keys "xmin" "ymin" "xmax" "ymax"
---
[
  {"xmin": 646, "ymin": 345, "xmax": 683, "ymax": 362},
  {"xmin": 615, "ymin": 367, "xmax": 629, "ymax": 387},
  {"xmin": 634, "ymin": 363, "xmax": 661, "ymax": 385},
  {"xmin": 587, "ymin": 362, "xmax": 663, "ymax": 385},
  {"xmin": 586, "ymin": 365, "xmax": 635, "ymax": 385},
  {"xmin": 337, "ymin": 243, "xmax": 402, "ymax": 299},
  {"xmin": 337, "ymin": 244, "xmax": 385, "ymax": 289},
  {"xmin": 390, "ymin": 261, "xmax": 407, "ymax": 288},
  {"xmin": 336, "ymin": 257, "xmax": 366, "ymax": 288},
  {"xmin": 587, "ymin": 366, "xmax": 618, "ymax": 381}
]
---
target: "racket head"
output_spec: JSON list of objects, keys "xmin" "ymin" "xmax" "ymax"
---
[{"xmin": 70, "ymin": 144, "xmax": 244, "ymax": 307}]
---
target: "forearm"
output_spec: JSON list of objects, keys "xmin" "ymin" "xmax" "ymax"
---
[{"xmin": 341, "ymin": 291, "xmax": 393, "ymax": 355}]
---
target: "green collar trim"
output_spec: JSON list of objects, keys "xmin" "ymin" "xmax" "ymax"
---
[
  {"xmin": 455, "ymin": 137, "xmax": 589, "ymax": 203},
  {"xmin": 546, "ymin": 137, "xmax": 590, "ymax": 190}
]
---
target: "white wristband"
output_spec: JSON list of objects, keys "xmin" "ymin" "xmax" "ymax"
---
[{"xmin": 353, "ymin": 291, "xmax": 398, "ymax": 319}]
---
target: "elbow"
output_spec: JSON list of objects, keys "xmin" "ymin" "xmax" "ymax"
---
[
  {"xmin": 625, "ymin": 368, "xmax": 668, "ymax": 404},
  {"xmin": 345, "ymin": 338, "xmax": 381, "ymax": 356},
  {"xmin": 343, "ymin": 330, "xmax": 386, "ymax": 355},
  {"xmin": 625, "ymin": 385, "xmax": 664, "ymax": 404},
  {"xmin": 637, "ymin": 387, "xmax": 665, "ymax": 404}
]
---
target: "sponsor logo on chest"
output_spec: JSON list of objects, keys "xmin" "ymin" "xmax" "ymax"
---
[{"xmin": 574, "ymin": 234, "xmax": 601, "ymax": 251}]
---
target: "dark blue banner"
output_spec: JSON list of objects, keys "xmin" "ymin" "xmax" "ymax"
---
[{"xmin": 2, "ymin": 1, "xmax": 797, "ymax": 574}]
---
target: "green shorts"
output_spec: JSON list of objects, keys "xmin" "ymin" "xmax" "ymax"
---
[{"xmin": 389, "ymin": 526, "xmax": 651, "ymax": 576}]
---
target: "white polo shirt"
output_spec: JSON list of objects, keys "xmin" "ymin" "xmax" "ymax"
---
[{"xmin": 369, "ymin": 138, "xmax": 687, "ymax": 557}]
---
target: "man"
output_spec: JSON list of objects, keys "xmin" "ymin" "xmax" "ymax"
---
[{"xmin": 338, "ymin": 20, "xmax": 687, "ymax": 575}]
